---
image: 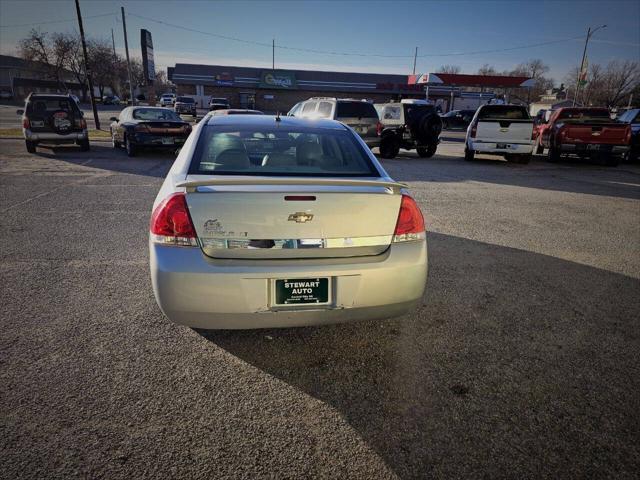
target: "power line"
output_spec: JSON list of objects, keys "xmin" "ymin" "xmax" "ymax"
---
[
  {"xmin": 125, "ymin": 12, "xmax": 588, "ymax": 59},
  {"xmin": 0, "ymin": 12, "xmax": 116, "ymax": 29}
]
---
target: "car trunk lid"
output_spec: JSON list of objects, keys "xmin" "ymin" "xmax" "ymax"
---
[{"xmin": 180, "ymin": 176, "xmax": 405, "ymax": 259}]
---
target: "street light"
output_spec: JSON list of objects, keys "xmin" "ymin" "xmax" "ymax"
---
[{"xmin": 573, "ymin": 24, "xmax": 607, "ymax": 106}]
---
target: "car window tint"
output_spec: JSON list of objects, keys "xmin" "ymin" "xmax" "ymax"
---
[
  {"xmin": 28, "ymin": 98, "xmax": 80, "ymax": 114},
  {"xmin": 557, "ymin": 109, "xmax": 612, "ymax": 122},
  {"xmin": 336, "ymin": 101, "xmax": 378, "ymax": 118},
  {"xmin": 632, "ymin": 111, "xmax": 640, "ymax": 123},
  {"xmin": 132, "ymin": 108, "xmax": 182, "ymax": 121},
  {"xmin": 382, "ymin": 106, "xmax": 401, "ymax": 120},
  {"xmin": 189, "ymin": 125, "xmax": 378, "ymax": 177},
  {"xmin": 316, "ymin": 102, "xmax": 333, "ymax": 118},
  {"xmin": 301, "ymin": 102, "xmax": 317, "ymax": 116},
  {"xmin": 478, "ymin": 106, "xmax": 530, "ymax": 120}
]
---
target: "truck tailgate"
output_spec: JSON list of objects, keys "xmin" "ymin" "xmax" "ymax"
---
[
  {"xmin": 476, "ymin": 119, "xmax": 533, "ymax": 144},
  {"xmin": 562, "ymin": 123, "xmax": 630, "ymax": 144}
]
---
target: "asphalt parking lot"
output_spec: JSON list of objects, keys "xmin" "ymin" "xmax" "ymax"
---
[{"xmin": 1, "ymin": 138, "xmax": 639, "ymax": 479}]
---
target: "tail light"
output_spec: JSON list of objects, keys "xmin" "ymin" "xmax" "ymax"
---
[
  {"xmin": 470, "ymin": 123, "xmax": 477, "ymax": 138},
  {"xmin": 135, "ymin": 124, "xmax": 150, "ymax": 133},
  {"xmin": 376, "ymin": 121, "xmax": 383, "ymax": 136},
  {"xmin": 150, "ymin": 193, "xmax": 198, "ymax": 247},
  {"xmin": 75, "ymin": 118, "xmax": 87, "ymax": 129},
  {"xmin": 22, "ymin": 117, "xmax": 30, "ymax": 129},
  {"xmin": 183, "ymin": 124, "xmax": 192, "ymax": 134},
  {"xmin": 625, "ymin": 126, "xmax": 632, "ymax": 144},
  {"xmin": 393, "ymin": 194, "xmax": 425, "ymax": 242}
]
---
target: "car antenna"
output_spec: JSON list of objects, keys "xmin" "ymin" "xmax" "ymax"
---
[{"xmin": 275, "ymin": 111, "xmax": 281, "ymax": 122}]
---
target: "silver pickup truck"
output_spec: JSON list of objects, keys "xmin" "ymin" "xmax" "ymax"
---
[{"xmin": 465, "ymin": 104, "xmax": 534, "ymax": 164}]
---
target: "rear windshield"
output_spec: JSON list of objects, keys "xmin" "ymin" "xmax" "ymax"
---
[
  {"xmin": 211, "ymin": 98, "xmax": 228, "ymax": 103},
  {"xmin": 189, "ymin": 125, "xmax": 379, "ymax": 177},
  {"xmin": 28, "ymin": 97, "xmax": 80, "ymax": 114},
  {"xmin": 177, "ymin": 97, "xmax": 194, "ymax": 103},
  {"xmin": 132, "ymin": 108, "xmax": 182, "ymax": 121},
  {"xmin": 558, "ymin": 109, "xmax": 612, "ymax": 122},
  {"xmin": 161, "ymin": 94, "xmax": 174, "ymax": 98},
  {"xmin": 478, "ymin": 105, "xmax": 530, "ymax": 120},
  {"xmin": 336, "ymin": 101, "xmax": 378, "ymax": 119}
]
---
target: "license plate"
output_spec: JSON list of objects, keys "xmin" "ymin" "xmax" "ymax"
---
[
  {"xmin": 31, "ymin": 121, "xmax": 44, "ymax": 127},
  {"xmin": 274, "ymin": 278, "xmax": 329, "ymax": 305},
  {"xmin": 496, "ymin": 143, "xmax": 508, "ymax": 149},
  {"xmin": 161, "ymin": 137, "xmax": 174, "ymax": 145},
  {"xmin": 587, "ymin": 144, "xmax": 600, "ymax": 150}
]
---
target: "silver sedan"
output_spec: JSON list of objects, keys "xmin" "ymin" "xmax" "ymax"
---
[{"xmin": 149, "ymin": 114, "xmax": 427, "ymax": 329}]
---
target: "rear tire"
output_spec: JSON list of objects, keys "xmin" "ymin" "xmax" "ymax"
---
[
  {"xmin": 125, "ymin": 134, "xmax": 136, "ymax": 157},
  {"xmin": 604, "ymin": 155, "xmax": 619, "ymax": 167},
  {"xmin": 417, "ymin": 144, "xmax": 437, "ymax": 158},
  {"xmin": 25, "ymin": 140, "xmax": 36, "ymax": 153},
  {"xmin": 464, "ymin": 147, "xmax": 475, "ymax": 161},
  {"xmin": 518, "ymin": 154, "xmax": 531, "ymax": 164},
  {"xmin": 534, "ymin": 138, "xmax": 544, "ymax": 154},
  {"xmin": 548, "ymin": 146, "xmax": 560, "ymax": 163},
  {"xmin": 379, "ymin": 136, "xmax": 400, "ymax": 159},
  {"xmin": 79, "ymin": 138, "xmax": 90, "ymax": 152}
]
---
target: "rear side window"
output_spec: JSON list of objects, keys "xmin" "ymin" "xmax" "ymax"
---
[
  {"xmin": 478, "ymin": 106, "xmax": 530, "ymax": 120},
  {"xmin": 189, "ymin": 125, "xmax": 379, "ymax": 177},
  {"xmin": 336, "ymin": 101, "xmax": 378, "ymax": 119},
  {"xmin": 301, "ymin": 102, "xmax": 317, "ymax": 116},
  {"xmin": 316, "ymin": 101, "xmax": 333, "ymax": 118}
]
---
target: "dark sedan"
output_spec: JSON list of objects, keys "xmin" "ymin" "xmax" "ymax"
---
[
  {"xmin": 616, "ymin": 108, "xmax": 640, "ymax": 162},
  {"xmin": 440, "ymin": 109, "xmax": 475, "ymax": 130},
  {"xmin": 109, "ymin": 107, "xmax": 192, "ymax": 157}
]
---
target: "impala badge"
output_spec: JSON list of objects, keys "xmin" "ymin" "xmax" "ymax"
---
[{"xmin": 288, "ymin": 212, "xmax": 314, "ymax": 223}]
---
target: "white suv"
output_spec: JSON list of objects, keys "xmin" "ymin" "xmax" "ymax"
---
[
  {"xmin": 288, "ymin": 98, "xmax": 381, "ymax": 149},
  {"xmin": 160, "ymin": 93, "xmax": 176, "ymax": 107}
]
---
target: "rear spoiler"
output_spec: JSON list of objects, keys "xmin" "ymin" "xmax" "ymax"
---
[{"xmin": 177, "ymin": 177, "xmax": 407, "ymax": 193}]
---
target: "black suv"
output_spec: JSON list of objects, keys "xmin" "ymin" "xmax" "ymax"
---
[
  {"xmin": 374, "ymin": 100, "xmax": 442, "ymax": 158},
  {"xmin": 17, "ymin": 93, "xmax": 89, "ymax": 153}
]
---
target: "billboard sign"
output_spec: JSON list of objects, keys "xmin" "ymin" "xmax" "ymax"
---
[
  {"xmin": 141, "ymin": 29, "xmax": 155, "ymax": 83},
  {"xmin": 259, "ymin": 70, "xmax": 296, "ymax": 89},
  {"xmin": 214, "ymin": 72, "xmax": 234, "ymax": 86}
]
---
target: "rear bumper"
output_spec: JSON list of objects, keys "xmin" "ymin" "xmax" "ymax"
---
[
  {"xmin": 24, "ymin": 129, "xmax": 87, "ymax": 142},
  {"xmin": 132, "ymin": 133, "xmax": 188, "ymax": 147},
  {"xmin": 150, "ymin": 239, "xmax": 427, "ymax": 329},
  {"xmin": 559, "ymin": 143, "xmax": 630, "ymax": 154},
  {"xmin": 469, "ymin": 140, "xmax": 533, "ymax": 154},
  {"xmin": 364, "ymin": 137, "xmax": 381, "ymax": 148}
]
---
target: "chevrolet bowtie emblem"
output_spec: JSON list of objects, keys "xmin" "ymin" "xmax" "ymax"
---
[{"xmin": 288, "ymin": 212, "xmax": 314, "ymax": 223}]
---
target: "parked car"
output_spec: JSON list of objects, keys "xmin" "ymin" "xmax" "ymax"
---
[
  {"xmin": 615, "ymin": 108, "xmax": 640, "ymax": 162},
  {"xmin": 210, "ymin": 109, "xmax": 264, "ymax": 115},
  {"xmin": 149, "ymin": 114, "xmax": 427, "ymax": 329},
  {"xmin": 536, "ymin": 107, "xmax": 631, "ymax": 166},
  {"xmin": 209, "ymin": 97, "xmax": 231, "ymax": 111},
  {"xmin": 374, "ymin": 99, "xmax": 442, "ymax": 158},
  {"xmin": 465, "ymin": 104, "xmax": 534, "ymax": 163},
  {"xmin": 160, "ymin": 93, "xmax": 176, "ymax": 107},
  {"xmin": 17, "ymin": 93, "xmax": 89, "ymax": 153},
  {"xmin": 102, "ymin": 95, "xmax": 120, "ymax": 105},
  {"xmin": 290, "ymin": 97, "xmax": 381, "ymax": 149},
  {"xmin": 440, "ymin": 109, "xmax": 475, "ymax": 130},
  {"xmin": 109, "ymin": 106, "xmax": 192, "ymax": 157},
  {"xmin": 0, "ymin": 90, "xmax": 13, "ymax": 100},
  {"xmin": 174, "ymin": 96, "xmax": 197, "ymax": 117}
]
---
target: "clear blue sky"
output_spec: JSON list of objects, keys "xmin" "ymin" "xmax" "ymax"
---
[{"xmin": 1, "ymin": 0, "xmax": 638, "ymax": 84}]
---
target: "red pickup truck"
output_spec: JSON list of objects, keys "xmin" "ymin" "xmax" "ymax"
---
[{"xmin": 536, "ymin": 108, "xmax": 631, "ymax": 166}]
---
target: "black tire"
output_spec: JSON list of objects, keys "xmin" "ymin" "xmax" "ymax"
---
[
  {"xmin": 535, "ymin": 138, "xmax": 544, "ymax": 155},
  {"xmin": 79, "ymin": 138, "xmax": 90, "ymax": 151},
  {"xmin": 548, "ymin": 146, "xmax": 561, "ymax": 163},
  {"xmin": 25, "ymin": 140, "xmax": 36, "ymax": 153},
  {"xmin": 464, "ymin": 147, "xmax": 475, "ymax": 161},
  {"xmin": 125, "ymin": 134, "xmax": 136, "ymax": 157},
  {"xmin": 604, "ymin": 155, "xmax": 619, "ymax": 167},
  {"xmin": 379, "ymin": 135, "xmax": 400, "ymax": 159},
  {"xmin": 518, "ymin": 154, "xmax": 531, "ymax": 164},
  {"xmin": 111, "ymin": 129, "xmax": 121, "ymax": 148},
  {"xmin": 417, "ymin": 144, "xmax": 437, "ymax": 158}
]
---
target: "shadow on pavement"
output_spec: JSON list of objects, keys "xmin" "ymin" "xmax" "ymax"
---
[
  {"xmin": 32, "ymin": 143, "xmax": 176, "ymax": 178},
  {"xmin": 199, "ymin": 232, "xmax": 640, "ymax": 478}
]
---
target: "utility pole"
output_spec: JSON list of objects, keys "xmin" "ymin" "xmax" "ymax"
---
[
  {"xmin": 573, "ymin": 24, "xmax": 606, "ymax": 106},
  {"xmin": 412, "ymin": 47, "xmax": 418, "ymax": 75},
  {"xmin": 111, "ymin": 28, "xmax": 117, "ymax": 58},
  {"xmin": 74, "ymin": 0, "xmax": 100, "ymax": 129},
  {"xmin": 121, "ymin": 6, "xmax": 135, "ymax": 106},
  {"xmin": 272, "ymin": 38, "xmax": 275, "ymax": 70}
]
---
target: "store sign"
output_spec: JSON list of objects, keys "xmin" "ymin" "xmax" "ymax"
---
[
  {"xmin": 214, "ymin": 72, "xmax": 234, "ymax": 86},
  {"xmin": 140, "ymin": 29, "xmax": 155, "ymax": 83},
  {"xmin": 260, "ymin": 71, "xmax": 297, "ymax": 89}
]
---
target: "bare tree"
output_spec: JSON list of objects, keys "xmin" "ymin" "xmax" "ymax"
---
[
  {"xmin": 18, "ymin": 29, "xmax": 66, "ymax": 85},
  {"xmin": 437, "ymin": 65, "xmax": 461, "ymax": 74},
  {"xmin": 477, "ymin": 64, "xmax": 497, "ymax": 76},
  {"xmin": 88, "ymin": 38, "xmax": 117, "ymax": 99}
]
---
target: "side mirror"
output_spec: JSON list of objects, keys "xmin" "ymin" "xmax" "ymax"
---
[
  {"xmin": 109, "ymin": 117, "xmax": 118, "ymax": 122},
  {"xmin": 16, "ymin": 109, "xmax": 24, "ymax": 115}
]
